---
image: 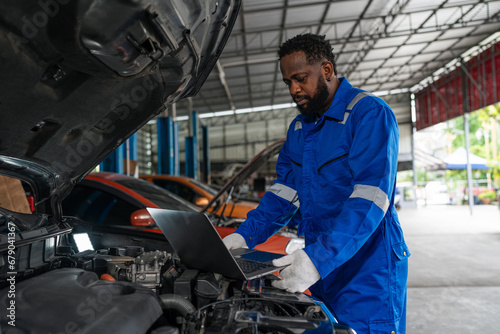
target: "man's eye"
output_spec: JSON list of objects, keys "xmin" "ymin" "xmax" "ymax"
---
[{"xmin": 297, "ymin": 76, "xmax": 306, "ymax": 82}]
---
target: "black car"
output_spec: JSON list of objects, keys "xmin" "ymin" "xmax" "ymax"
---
[{"xmin": 0, "ymin": 1, "xmax": 354, "ymax": 333}]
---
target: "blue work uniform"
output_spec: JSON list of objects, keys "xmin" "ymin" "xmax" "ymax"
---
[{"xmin": 235, "ymin": 78, "xmax": 410, "ymax": 333}]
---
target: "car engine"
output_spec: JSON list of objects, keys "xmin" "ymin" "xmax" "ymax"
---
[{"xmin": 0, "ymin": 212, "xmax": 355, "ymax": 334}]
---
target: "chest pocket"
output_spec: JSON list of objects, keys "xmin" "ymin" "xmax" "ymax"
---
[{"xmin": 316, "ymin": 152, "xmax": 352, "ymax": 203}]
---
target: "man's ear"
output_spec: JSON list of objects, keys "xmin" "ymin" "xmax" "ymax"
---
[{"xmin": 322, "ymin": 61, "xmax": 334, "ymax": 79}]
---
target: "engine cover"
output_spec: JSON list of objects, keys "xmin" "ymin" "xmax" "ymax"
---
[{"xmin": 0, "ymin": 268, "xmax": 162, "ymax": 333}]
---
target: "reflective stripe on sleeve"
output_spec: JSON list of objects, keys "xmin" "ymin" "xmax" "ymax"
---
[
  {"xmin": 349, "ymin": 184, "xmax": 389, "ymax": 213},
  {"xmin": 346, "ymin": 92, "xmax": 374, "ymax": 111},
  {"xmin": 267, "ymin": 183, "xmax": 300, "ymax": 208},
  {"xmin": 339, "ymin": 92, "xmax": 374, "ymax": 124}
]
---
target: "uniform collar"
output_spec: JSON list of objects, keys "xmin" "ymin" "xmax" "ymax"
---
[{"xmin": 322, "ymin": 77, "xmax": 352, "ymax": 121}]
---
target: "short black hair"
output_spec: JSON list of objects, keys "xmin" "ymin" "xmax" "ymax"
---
[{"xmin": 278, "ymin": 33, "xmax": 337, "ymax": 75}]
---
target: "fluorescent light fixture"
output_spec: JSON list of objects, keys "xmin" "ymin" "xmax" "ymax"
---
[
  {"xmin": 73, "ymin": 233, "xmax": 94, "ymax": 252},
  {"xmin": 272, "ymin": 103, "xmax": 296, "ymax": 110},
  {"xmin": 373, "ymin": 88, "xmax": 409, "ymax": 96},
  {"xmin": 234, "ymin": 103, "xmax": 296, "ymax": 115},
  {"xmin": 199, "ymin": 112, "xmax": 215, "ymax": 119},
  {"xmin": 215, "ymin": 110, "xmax": 236, "ymax": 117},
  {"xmin": 234, "ymin": 108, "xmax": 253, "ymax": 114}
]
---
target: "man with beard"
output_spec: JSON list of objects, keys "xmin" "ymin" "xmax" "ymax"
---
[{"xmin": 223, "ymin": 33, "xmax": 409, "ymax": 333}]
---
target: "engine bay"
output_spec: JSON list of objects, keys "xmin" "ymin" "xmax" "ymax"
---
[{"xmin": 0, "ymin": 212, "xmax": 355, "ymax": 333}]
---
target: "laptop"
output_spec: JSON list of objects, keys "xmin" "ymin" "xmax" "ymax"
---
[{"xmin": 147, "ymin": 208, "xmax": 286, "ymax": 280}]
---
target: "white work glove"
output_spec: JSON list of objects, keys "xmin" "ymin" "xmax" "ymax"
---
[
  {"xmin": 271, "ymin": 249, "xmax": 321, "ymax": 293},
  {"xmin": 222, "ymin": 233, "xmax": 248, "ymax": 250}
]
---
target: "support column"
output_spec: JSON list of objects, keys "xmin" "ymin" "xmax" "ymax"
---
[
  {"xmin": 462, "ymin": 66, "xmax": 474, "ymax": 214},
  {"xmin": 202, "ymin": 124, "xmax": 210, "ymax": 183},
  {"xmin": 185, "ymin": 110, "xmax": 198, "ymax": 179},
  {"xmin": 157, "ymin": 117, "xmax": 176, "ymax": 175},
  {"xmin": 100, "ymin": 144, "xmax": 124, "ymax": 174}
]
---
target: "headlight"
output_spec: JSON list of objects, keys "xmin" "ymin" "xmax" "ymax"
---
[{"xmin": 285, "ymin": 237, "xmax": 305, "ymax": 254}]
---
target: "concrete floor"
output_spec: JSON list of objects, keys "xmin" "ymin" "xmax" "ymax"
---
[{"xmin": 398, "ymin": 204, "xmax": 500, "ymax": 333}]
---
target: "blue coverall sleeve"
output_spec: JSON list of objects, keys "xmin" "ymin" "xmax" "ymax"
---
[
  {"xmin": 305, "ymin": 100, "xmax": 399, "ymax": 279},
  {"xmin": 234, "ymin": 140, "xmax": 299, "ymax": 249}
]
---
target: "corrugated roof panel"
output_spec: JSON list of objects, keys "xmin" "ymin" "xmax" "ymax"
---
[
  {"xmin": 374, "ymin": 68, "xmax": 396, "ymax": 77},
  {"xmin": 363, "ymin": 47, "xmax": 398, "ymax": 61},
  {"xmin": 335, "ymin": 52, "xmax": 351, "ymax": 64},
  {"xmin": 392, "ymin": 43, "xmax": 428, "ymax": 57},
  {"xmin": 403, "ymin": 0, "xmax": 447, "ymax": 13},
  {"xmin": 225, "ymin": 66, "xmax": 247, "ymax": 77},
  {"xmin": 324, "ymin": 21, "xmax": 357, "ymax": 40},
  {"xmin": 405, "ymin": 31, "xmax": 442, "ymax": 44},
  {"xmin": 392, "ymin": 73, "xmax": 414, "ymax": 81},
  {"xmin": 285, "ymin": 4, "xmax": 326, "ymax": 26},
  {"xmin": 222, "ymin": 35, "xmax": 245, "ymax": 54},
  {"xmin": 349, "ymin": 78, "xmax": 364, "ymax": 86},
  {"xmin": 364, "ymin": 0, "xmax": 399, "ymax": 16},
  {"xmin": 434, "ymin": 49, "xmax": 460, "ymax": 61},
  {"xmin": 366, "ymin": 77, "xmax": 389, "ymax": 85},
  {"xmin": 383, "ymin": 56, "xmax": 413, "ymax": 67},
  {"xmin": 341, "ymin": 41, "xmax": 368, "ymax": 53},
  {"xmin": 326, "ymin": 0, "xmax": 369, "ymax": 21},
  {"xmin": 243, "ymin": 0, "xmax": 285, "ymax": 11},
  {"xmin": 470, "ymin": 22, "xmax": 500, "ymax": 36},
  {"xmin": 381, "ymin": 81, "xmax": 408, "ymax": 90},
  {"xmin": 438, "ymin": 26, "xmax": 476, "ymax": 40},
  {"xmin": 374, "ymin": 36, "xmax": 409, "ymax": 48},
  {"xmin": 245, "ymin": 9, "xmax": 283, "ymax": 30},
  {"xmin": 428, "ymin": 7, "xmax": 465, "ymax": 27},
  {"xmin": 462, "ymin": 2, "xmax": 492, "ymax": 22},
  {"xmin": 288, "ymin": 0, "xmax": 318, "ymax": 5},
  {"xmin": 227, "ymin": 77, "xmax": 248, "ymax": 87},
  {"xmin": 355, "ymin": 59, "xmax": 386, "ymax": 71},
  {"xmin": 283, "ymin": 27, "xmax": 318, "ymax": 41},
  {"xmin": 362, "ymin": 84, "xmax": 382, "ymax": 92},
  {"xmin": 249, "ymin": 63, "xmax": 275, "ymax": 75},
  {"xmin": 390, "ymin": 11, "xmax": 435, "ymax": 32},
  {"xmin": 409, "ymin": 52, "xmax": 440, "ymax": 64},
  {"xmin": 424, "ymin": 39, "xmax": 460, "ymax": 53},
  {"xmin": 358, "ymin": 18, "xmax": 382, "ymax": 36},
  {"xmin": 408, "ymin": 63, "xmax": 426, "ymax": 72},
  {"xmin": 453, "ymin": 34, "xmax": 489, "ymax": 49},
  {"xmin": 255, "ymin": 31, "xmax": 282, "ymax": 49},
  {"xmin": 351, "ymin": 69, "xmax": 376, "ymax": 80},
  {"xmin": 250, "ymin": 74, "xmax": 275, "ymax": 84}
]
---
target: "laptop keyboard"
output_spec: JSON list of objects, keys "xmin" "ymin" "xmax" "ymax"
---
[{"xmin": 235, "ymin": 258, "xmax": 276, "ymax": 274}]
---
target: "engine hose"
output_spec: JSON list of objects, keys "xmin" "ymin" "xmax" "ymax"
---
[{"xmin": 158, "ymin": 294, "xmax": 197, "ymax": 317}]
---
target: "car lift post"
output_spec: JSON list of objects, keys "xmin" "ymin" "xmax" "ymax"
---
[{"xmin": 185, "ymin": 110, "xmax": 198, "ymax": 179}]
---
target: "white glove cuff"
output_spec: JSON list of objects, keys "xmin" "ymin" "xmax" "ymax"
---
[{"xmin": 222, "ymin": 233, "xmax": 248, "ymax": 250}]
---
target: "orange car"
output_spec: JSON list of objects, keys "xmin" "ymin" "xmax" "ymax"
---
[
  {"xmin": 140, "ymin": 174, "xmax": 258, "ymax": 219},
  {"xmin": 63, "ymin": 172, "xmax": 293, "ymax": 254}
]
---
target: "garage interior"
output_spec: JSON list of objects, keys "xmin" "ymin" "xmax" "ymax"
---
[
  {"xmin": 96, "ymin": 1, "xmax": 500, "ymax": 332},
  {"xmin": 97, "ymin": 0, "xmax": 500, "ymax": 184}
]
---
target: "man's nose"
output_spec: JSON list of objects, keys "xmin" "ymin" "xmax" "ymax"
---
[{"xmin": 290, "ymin": 82, "xmax": 302, "ymax": 95}]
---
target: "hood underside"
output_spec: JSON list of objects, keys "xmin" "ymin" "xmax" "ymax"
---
[{"xmin": 0, "ymin": 0, "xmax": 240, "ymax": 214}]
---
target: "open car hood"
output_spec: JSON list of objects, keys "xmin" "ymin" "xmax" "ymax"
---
[
  {"xmin": 0, "ymin": 0, "xmax": 240, "ymax": 217},
  {"xmin": 203, "ymin": 138, "xmax": 286, "ymax": 215}
]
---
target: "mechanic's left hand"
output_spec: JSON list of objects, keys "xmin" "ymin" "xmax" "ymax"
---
[{"xmin": 271, "ymin": 249, "xmax": 321, "ymax": 293}]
